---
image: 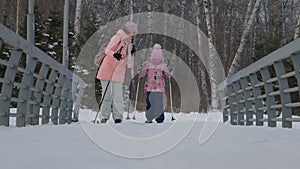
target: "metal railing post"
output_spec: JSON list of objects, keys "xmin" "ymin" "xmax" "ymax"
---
[
  {"xmin": 0, "ymin": 49, "xmax": 22, "ymax": 126},
  {"xmin": 41, "ymin": 70, "xmax": 58, "ymax": 124},
  {"xmin": 227, "ymin": 84, "xmax": 237, "ymax": 125},
  {"xmin": 291, "ymin": 52, "xmax": 300, "ymax": 100},
  {"xmin": 291, "ymin": 52, "xmax": 300, "ymax": 127},
  {"xmin": 51, "ymin": 74, "xmax": 67, "ymax": 125},
  {"xmin": 260, "ymin": 67, "xmax": 277, "ymax": 127},
  {"xmin": 30, "ymin": 64, "xmax": 50, "ymax": 125},
  {"xmin": 16, "ymin": 56, "xmax": 38, "ymax": 126},
  {"xmin": 240, "ymin": 77, "xmax": 254, "ymax": 126},
  {"xmin": 249, "ymin": 73, "xmax": 264, "ymax": 126},
  {"xmin": 59, "ymin": 79, "xmax": 71, "ymax": 124},
  {"xmin": 273, "ymin": 60, "xmax": 292, "ymax": 128},
  {"xmin": 66, "ymin": 79, "xmax": 73, "ymax": 124},
  {"xmin": 233, "ymin": 81, "xmax": 245, "ymax": 125}
]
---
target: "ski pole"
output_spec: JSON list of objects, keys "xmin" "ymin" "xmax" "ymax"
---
[
  {"xmin": 169, "ymin": 76, "xmax": 175, "ymax": 121},
  {"xmin": 132, "ymin": 76, "xmax": 140, "ymax": 120},
  {"xmin": 92, "ymin": 80, "xmax": 111, "ymax": 123},
  {"xmin": 126, "ymin": 86, "xmax": 131, "ymax": 120}
]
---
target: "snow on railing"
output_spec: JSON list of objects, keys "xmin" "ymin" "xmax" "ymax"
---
[
  {"xmin": 0, "ymin": 23, "xmax": 86, "ymax": 127},
  {"xmin": 218, "ymin": 38, "xmax": 300, "ymax": 128}
]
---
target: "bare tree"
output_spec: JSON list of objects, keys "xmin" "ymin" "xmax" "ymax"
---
[
  {"xmin": 281, "ymin": 0, "xmax": 288, "ymax": 44},
  {"xmin": 130, "ymin": 0, "xmax": 133, "ymax": 21},
  {"xmin": 228, "ymin": 0, "xmax": 262, "ymax": 76},
  {"xmin": 74, "ymin": 0, "xmax": 83, "ymax": 41},
  {"xmin": 293, "ymin": 0, "xmax": 300, "ymax": 39},
  {"xmin": 195, "ymin": 0, "xmax": 209, "ymax": 112},
  {"xmin": 244, "ymin": 0, "xmax": 253, "ymax": 30},
  {"xmin": 209, "ymin": 0, "xmax": 215, "ymax": 34},
  {"xmin": 203, "ymin": 0, "xmax": 219, "ymax": 110},
  {"xmin": 295, "ymin": 16, "xmax": 300, "ymax": 39},
  {"xmin": 294, "ymin": 0, "xmax": 300, "ymax": 40},
  {"xmin": 15, "ymin": 0, "xmax": 20, "ymax": 34}
]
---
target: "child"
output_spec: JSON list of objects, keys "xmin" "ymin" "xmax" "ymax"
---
[{"xmin": 139, "ymin": 44, "xmax": 170, "ymax": 123}]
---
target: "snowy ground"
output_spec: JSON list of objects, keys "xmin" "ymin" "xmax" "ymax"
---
[{"xmin": 1, "ymin": 109, "xmax": 300, "ymax": 169}]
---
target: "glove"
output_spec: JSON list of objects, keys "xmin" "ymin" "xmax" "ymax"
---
[
  {"xmin": 131, "ymin": 45, "xmax": 136, "ymax": 54},
  {"xmin": 113, "ymin": 53, "xmax": 122, "ymax": 61}
]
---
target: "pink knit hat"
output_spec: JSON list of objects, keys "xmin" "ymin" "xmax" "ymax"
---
[
  {"xmin": 122, "ymin": 22, "xmax": 138, "ymax": 35},
  {"xmin": 150, "ymin": 44, "xmax": 163, "ymax": 60}
]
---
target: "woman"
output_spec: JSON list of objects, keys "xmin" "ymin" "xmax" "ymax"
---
[
  {"xmin": 97, "ymin": 22, "xmax": 138, "ymax": 124},
  {"xmin": 139, "ymin": 44, "xmax": 170, "ymax": 123}
]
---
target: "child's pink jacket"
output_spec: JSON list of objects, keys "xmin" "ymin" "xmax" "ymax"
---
[{"xmin": 139, "ymin": 60, "xmax": 170, "ymax": 93}]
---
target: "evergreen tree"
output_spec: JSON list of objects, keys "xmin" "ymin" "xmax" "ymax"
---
[{"xmin": 35, "ymin": 8, "xmax": 64, "ymax": 63}]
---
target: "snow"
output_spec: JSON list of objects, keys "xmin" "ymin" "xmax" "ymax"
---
[
  {"xmin": 81, "ymin": 69, "xmax": 90, "ymax": 75},
  {"xmin": 48, "ymin": 44, "xmax": 54, "ymax": 49},
  {"xmin": 72, "ymin": 65, "xmax": 91, "ymax": 75},
  {"xmin": 2, "ymin": 51, "xmax": 9, "ymax": 56},
  {"xmin": 48, "ymin": 51, "xmax": 56, "ymax": 56},
  {"xmin": 42, "ymin": 33, "xmax": 50, "ymax": 37},
  {"xmin": 1, "ymin": 109, "xmax": 300, "ymax": 169}
]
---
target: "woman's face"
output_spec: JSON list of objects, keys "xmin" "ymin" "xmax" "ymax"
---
[{"xmin": 129, "ymin": 32, "xmax": 136, "ymax": 39}]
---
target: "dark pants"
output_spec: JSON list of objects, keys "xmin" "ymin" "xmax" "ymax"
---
[{"xmin": 146, "ymin": 92, "xmax": 165, "ymax": 123}]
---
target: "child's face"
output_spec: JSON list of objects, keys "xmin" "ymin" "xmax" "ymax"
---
[{"xmin": 151, "ymin": 59, "xmax": 161, "ymax": 64}]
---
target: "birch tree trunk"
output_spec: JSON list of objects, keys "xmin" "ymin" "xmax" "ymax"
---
[
  {"xmin": 243, "ymin": 0, "xmax": 253, "ymax": 30},
  {"xmin": 294, "ymin": 16, "xmax": 300, "ymax": 39},
  {"xmin": 209, "ymin": 0, "xmax": 215, "ymax": 34},
  {"xmin": 224, "ymin": 3, "xmax": 235, "ymax": 73},
  {"xmin": 252, "ymin": 14, "xmax": 258, "ymax": 61},
  {"xmin": 203, "ymin": 0, "xmax": 219, "ymax": 110},
  {"xmin": 292, "ymin": 0, "xmax": 300, "ymax": 40},
  {"xmin": 228, "ymin": 0, "xmax": 262, "ymax": 76},
  {"xmin": 195, "ymin": 0, "xmax": 208, "ymax": 112},
  {"xmin": 130, "ymin": 0, "xmax": 133, "ymax": 22},
  {"xmin": 147, "ymin": 0, "xmax": 153, "ymax": 46},
  {"xmin": 15, "ymin": 0, "xmax": 20, "ymax": 34},
  {"xmin": 74, "ymin": 0, "xmax": 82, "ymax": 41},
  {"xmin": 170, "ymin": 0, "xmax": 185, "ymax": 68},
  {"xmin": 281, "ymin": 0, "xmax": 287, "ymax": 44}
]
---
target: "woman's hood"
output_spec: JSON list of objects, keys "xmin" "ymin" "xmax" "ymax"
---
[{"xmin": 116, "ymin": 29, "xmax": 130, "ymax": 40}]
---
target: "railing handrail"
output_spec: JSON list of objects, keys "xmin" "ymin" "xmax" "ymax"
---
[
  {"xmin": 218, "ymin": 39, "xmax": 300, "ymax": 128},
  {"xmin": 225, "ymin": 38, "xmax": 300, "ymax": 86},
  {"xmin": 0, "ymin": 23, "xmax": 86, "ymax": 127},
  {"xmin": 0, "ymin": 23, "xmax": 76, "ymax": 82}
]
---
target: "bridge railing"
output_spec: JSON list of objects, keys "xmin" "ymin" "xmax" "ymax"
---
[
  {"xmin": 218, "ymin": 38, "xmax": 300, "ymax": 128},
  {"xmin": 0, "ymin": 23, "xmax": 86, "ymax": 127}
]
